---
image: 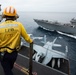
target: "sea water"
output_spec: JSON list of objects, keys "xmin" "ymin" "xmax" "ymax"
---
[{"xmin": 18, "ymin": 12, "xmax": 76, "ymax": 75}]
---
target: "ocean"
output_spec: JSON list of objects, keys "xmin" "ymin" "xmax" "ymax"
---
[{"xmin": 18, "ymin": 12, "xmax": 76, "ymax": 75}]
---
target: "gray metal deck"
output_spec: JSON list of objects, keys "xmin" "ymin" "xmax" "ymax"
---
[{"xmin": 0, "ymin": 46, "xmax": 69, "ymax": 75}]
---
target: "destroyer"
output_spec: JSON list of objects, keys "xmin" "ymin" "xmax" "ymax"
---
[{"xmin": 34, "ymin": 18, "xmax": 76, "ymax": 35}]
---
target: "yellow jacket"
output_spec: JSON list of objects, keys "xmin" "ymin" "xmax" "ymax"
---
[{"xmin": 0, "ymin": 20, "xmax": 33, "ymax": 53}]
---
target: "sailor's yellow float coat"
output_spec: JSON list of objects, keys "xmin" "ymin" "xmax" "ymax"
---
[{"xmin": 0, "ymin": 20, "xmax": 32, "ymax": 53}]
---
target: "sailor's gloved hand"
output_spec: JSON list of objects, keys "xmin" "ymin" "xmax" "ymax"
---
[
  {"xmin": 30, "ymin": 41, "xmax": 33, "ymax": 44},
  {"xmin": 29, "ymin": 38, "xmax": 33, "ymax": 44}
]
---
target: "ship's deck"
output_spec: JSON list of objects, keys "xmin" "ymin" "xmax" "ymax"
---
[
  {"xmin": 0, "ymin": 46, "xmax": 69, "ymax": 75},
  {"xmin": 0, "ymin": 57, "xmax": 26, "ymax": 75},
  {"xmin": 0, "ymin": 46, "xmax": 29, "ymax": 75}
]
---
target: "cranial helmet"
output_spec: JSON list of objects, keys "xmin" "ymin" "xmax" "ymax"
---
[{"xmin": 3, "ymin": 6, "xmax": 17, "ymax": 16}]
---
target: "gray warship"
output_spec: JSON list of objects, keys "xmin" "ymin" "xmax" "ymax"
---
[{"xmin": 34, "ymin": 18, "xmax": 76, "ymax": 35}]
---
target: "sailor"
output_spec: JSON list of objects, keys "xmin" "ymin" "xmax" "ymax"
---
[{"xmin": 0, "ymin": 6, "xmax": 33, "ymax": 75}]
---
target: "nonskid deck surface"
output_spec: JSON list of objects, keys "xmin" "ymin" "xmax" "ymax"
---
[
  {"xmin": 0, "ymin": 46, "xmax": 68, "ymax": 75},
  {"xmin": 0, "ymin": 46, "xmax": 29, "ymax": 75},
  {"xmin": 0, "ymin": 60, "xmax": 26, "ymax": 75},
  {"xmin": 0, "ymin": 54, "xmax": 67, "ymax": 75}
]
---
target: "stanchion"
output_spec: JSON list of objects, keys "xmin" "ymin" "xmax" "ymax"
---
[{"xmin": 29, "ymin": 42, "xmax": 33, "ymax": 75}]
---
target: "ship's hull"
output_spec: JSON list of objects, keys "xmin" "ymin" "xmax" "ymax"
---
[{"xmin": 34, "ymin": 19, "xmax": 76, "ymax": 35}]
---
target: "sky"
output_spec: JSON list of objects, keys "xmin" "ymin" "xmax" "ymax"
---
[{"xmin": 0, "ymin": 0, "xmax": 76, "ymax": 12}]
